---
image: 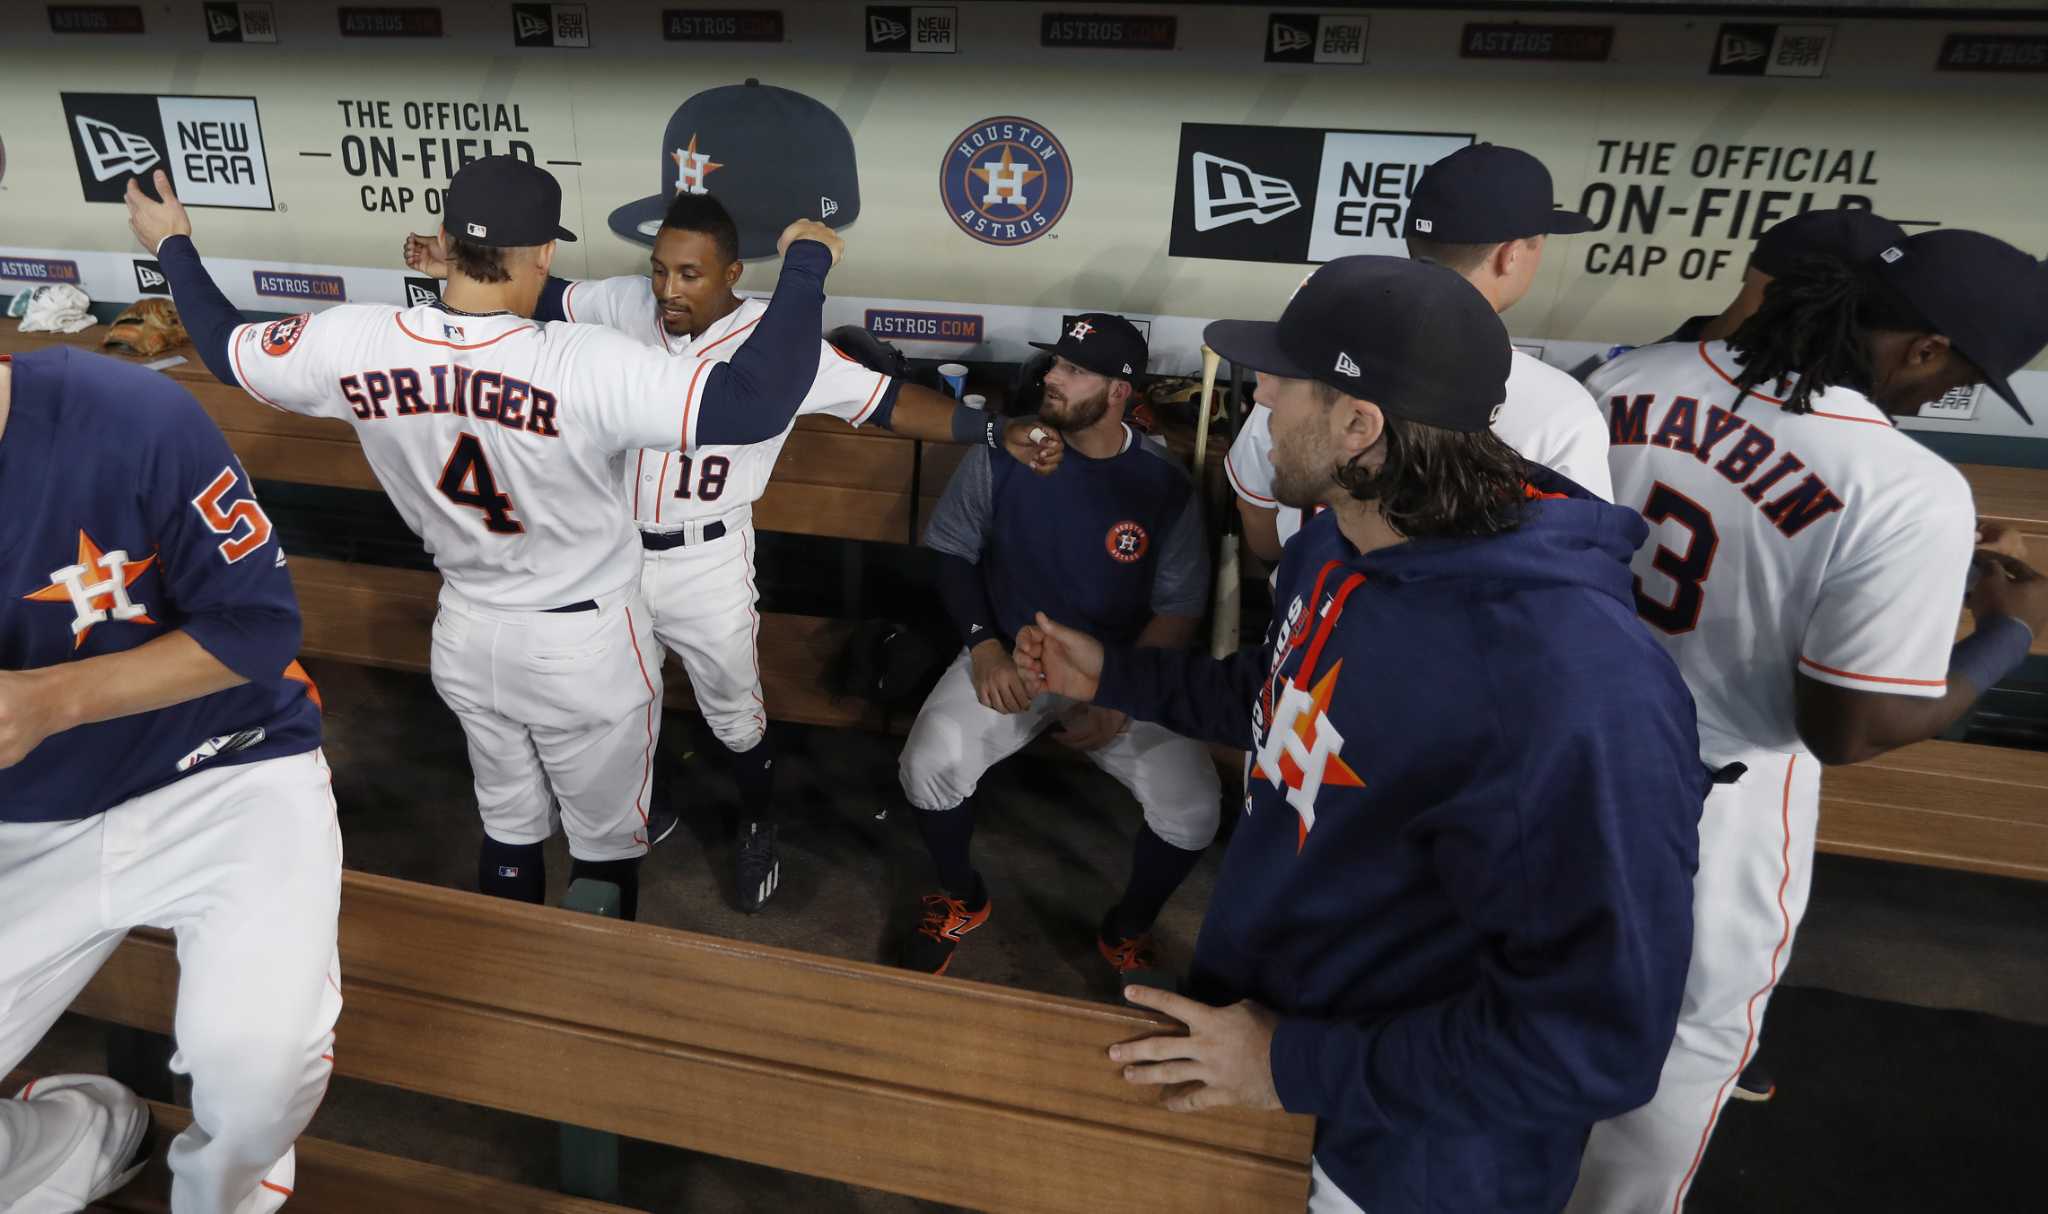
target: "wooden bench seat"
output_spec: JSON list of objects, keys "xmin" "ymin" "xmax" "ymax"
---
[
  {"xmin": 63, "ymin": 872, "xmax": 1313, "ymax": 1213},
  {"xmin": 1818, "ymin": 738, "xmax": 2048, "ymax": 882}
]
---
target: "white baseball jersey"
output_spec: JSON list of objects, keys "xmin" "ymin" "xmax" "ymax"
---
[
  {"xmin": 227, "ymin": 304, "xmax": 736, "ymax": 610},
  {"xmin": 1495, "ymin": 350, "xmax": 1614, "ymax": 501},
  {"xmin": 557, "ymin": 279, "xmax": 893, "ymax": 527},
  {"xmin": 1226, "ymin": 353, "xmax": 1615, "ymax": 546},
  {"xmin": 1590, "ymin": 339, "xmax": 1976, "ymax": 755}
]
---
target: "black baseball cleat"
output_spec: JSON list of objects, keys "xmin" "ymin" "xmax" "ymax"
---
[
  {"xmin": 647, "ymin": 801, "xmax": 680, "ymax": 847},
  {"xmin": 901, "ymin": 891, "xmax": 992, "ymax": 976},
  {"xmin": 1731, "ymin": 1058, "xmax": 1776, "ymax": 1103},
  {"xmin": 735, "ymin": 819, "xmax": 780, "ymax": 913}
]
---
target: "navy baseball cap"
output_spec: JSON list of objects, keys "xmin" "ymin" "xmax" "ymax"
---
[
  {"xmin": 1205, "ymin": 257, "xmax": 1510, "ymax": 432},
  {"xmin": 1871, "ymin": 228, "xmax": 2048, "ymax": 424},
  {"xmin": 608, "ymin": 79, "xmax": 859, "ymax": 260},
  {"xmin": 1750, "ymin": 208, "xmax": 1904, "ymax": 278},
  {"xmin": 1030, "ymin": 313, "xmax": 1149, "ymax": 382},
  {"xmin": 1405, "ymin": 144, "xmax": 1593, "ymax": 244},
  {"xmin": 443, "ymin": 157, "xmax": 577, "ymax": 247}
]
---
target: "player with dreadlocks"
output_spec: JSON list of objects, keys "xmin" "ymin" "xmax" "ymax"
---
[{"xmin": 1566, "ymin": 229, "xmax": 2048, "ymax": 1212}]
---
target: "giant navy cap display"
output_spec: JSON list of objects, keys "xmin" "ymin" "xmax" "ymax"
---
[
  {"xmin": 607, "ymin": 79, "xmax": 859, "ymax": 260},
  {"xmin": 1204, "ymin": 257, "xmax": 1511, "ymax": 432}
]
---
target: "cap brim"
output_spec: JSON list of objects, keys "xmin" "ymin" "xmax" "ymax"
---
[
  {"xmin": 606, "ymin": 194, "xmax": 668, "ymax": 246},
  {"xmin": 1542, "ymin": 208, "xmax": 1596, "ymax": 236},
  {"xmin": 1979, "ymin": 369, "xmax": 2036, "ymax": 426},
  {"xmin": 554, "ymin": 225, "xmax": 578, "ymax": 243},
  {"xmin": 1203, "ymin": 319, "xmax": 1313, "ymax": 378}
]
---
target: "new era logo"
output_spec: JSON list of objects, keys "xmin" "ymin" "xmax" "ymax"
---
[
  {"xmin": 1271, "ymin": 23, "xmax": 1312, "ymax": 54},
  {"xmin": 133, "ymin": 261, "xmax": 167, "ymax": 292},
  {"xmin": 1880, "ymin": 246, "xmax": 1903, "ymax": 263},
  {"xmin": 516, "ymin": 11, "xmax": 549, "ymax": 39},
  {"xmin": 1718, "ymin": 32, "xmax": 1767, "ymax": 65},
  {"xmin": 206, "ymin": 8, "xmax": 237, "ymax": 36},
  {"xmin": 405, "ymin": 281, "xmax": 439, "ymax": 307},
  {"xmin": 1191, "ymin": 152, "xmax": 1302, "ymax": 232},
  {"xmin": 1335, "ymin": 351, "xmax": 1361, "ymax": 377},
  {"xmin": 73, "ymin": 114, "xmax": 158, "ymax": 182},
  {"xmin": 821, "ymin": 196, "xmax": 839, "ymax": 218},
  {"xmin": 870, "ymin": 14, "xmax": 906, "ymax": 42}
]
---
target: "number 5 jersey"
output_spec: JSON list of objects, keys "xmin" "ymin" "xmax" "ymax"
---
[{"xmin": 1, "ymin": 348, "xmax": 319, "ymax": 822}]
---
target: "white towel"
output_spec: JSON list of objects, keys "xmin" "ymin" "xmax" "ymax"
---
[{"xmin": 17, "ymin": 284, "xmax": 96, "ymax": 335}]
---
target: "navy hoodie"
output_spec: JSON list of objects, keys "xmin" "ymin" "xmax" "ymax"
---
[{"xmin": 1095, "ymin": 474, "xmax": 1708, "ymax": 1214}]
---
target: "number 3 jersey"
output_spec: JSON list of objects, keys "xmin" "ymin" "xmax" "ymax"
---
[
  {"xmin": 227, "ymin": 301, "xmax": 744, "ymax": 610},
  {"xmin": 1, "ymin": 348, "xmax": 319, "ymax": 823},
  {"xmin": 1589, "ymin": 339, "xmax": 1976, "ymax": 755},
  {"xmin": 552, "ymin": 278, "xmax": 897, "ymax": 529}
]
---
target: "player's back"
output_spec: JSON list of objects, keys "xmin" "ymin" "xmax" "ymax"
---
[
  {"xmin": 232, "ymin": 304, "xmax": 697, "ymax": 609},
  {"xmin": 1592, "ymin": 340, "xmax": 1976, "ymax": 756}
]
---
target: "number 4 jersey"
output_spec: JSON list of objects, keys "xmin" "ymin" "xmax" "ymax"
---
[
  {"xmin": 227, "ymin": 302, "xmax": 742, "ymax": 610},
  {"xmin": 1590, "ymin": 339, "xmax": 1977, "ymax": 755},
  {"xmin": 1, "ymin": 348, "xmax": 320, "ymax": 822}
]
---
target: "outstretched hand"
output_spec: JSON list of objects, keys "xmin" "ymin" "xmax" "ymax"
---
[
  {"xmin": 778, "ymin": 219, "xmax": 844, "ymax": 266},
  {"xmin": 1012, "ymin": 612, "xmax": 1104, "ymax": 702},
  {"xmin": 124, "ymin": 170, "xmax": 192, "ymax": 254},
  {"xmin": 1003, "ymin": 419, "xmax": 1064, "ymax": 477},
  {"xmin": 403, "ymin": 231, "xmax": 451, "ymax": 280},
  {"xmin": 1110, "ymin": 985, "xmax": 1282, "ymax": 1113}
]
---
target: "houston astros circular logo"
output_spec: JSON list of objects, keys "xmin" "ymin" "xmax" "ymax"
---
[
  {"xmin": 940, "ymin": 116, "xmax": 1072, "ymax": 247},
  {"xmin": 1105, "ymin": 520, "xmax": 1149, "ymax": 564}
]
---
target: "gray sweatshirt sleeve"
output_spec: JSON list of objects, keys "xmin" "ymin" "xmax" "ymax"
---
[
  {"xmin": 1150, "ymin": 491, "xmax": 1210, "ymax": 617},
  {"xmin": 923, "ymin": 446, "xmax": 995, "ymax": 562}
]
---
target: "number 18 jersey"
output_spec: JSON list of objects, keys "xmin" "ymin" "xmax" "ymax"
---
[{"xmin": 1590, "ymin": 340, "xmax": 1976, "ymax": 755}]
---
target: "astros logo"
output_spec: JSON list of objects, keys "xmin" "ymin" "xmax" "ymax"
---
[
  {"xmin": 261, "ymin": 313, "xmax": 308, "ymax": 356},
  {"xmin": 23, "ymin": 531, "xmax": 156, "ymax": 648},
  {"xmin": 1105, "ymin": 520, "xmax": 1148, "ymax": 564},
  {"xmin": 940, "ymin": 116, "xmax": 1073, "ymax": 247},
  {"xmin": 671, "ymin": 133, "xmax": 722, "ymax": 196}
]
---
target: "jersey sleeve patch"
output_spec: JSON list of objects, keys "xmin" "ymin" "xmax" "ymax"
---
[{"xmin": 261, "ymin": 313, "xmax": 310, "ymax": 357}]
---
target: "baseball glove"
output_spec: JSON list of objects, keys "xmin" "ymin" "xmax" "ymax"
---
[
  {"xmin": 826, "ymin": 325, "xmax": 910, "ymax": 380},
  {"xmin": 102, "ymin": 298, "xmax": 190, "ymax": 358}
]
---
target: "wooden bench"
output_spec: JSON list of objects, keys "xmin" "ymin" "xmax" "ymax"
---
[
  {"xmin": 57, "ymin": 871, "xmax": 1312, "ymax": 1213},
  {"xmin": 1819, "ymin": 738, "xmax": 2048, "ymax": 882}
]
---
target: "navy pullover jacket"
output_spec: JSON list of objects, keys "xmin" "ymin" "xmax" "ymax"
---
[{"xmin": 1095, "ymin": 472, "xmax": 1709, "ymax": 1213}]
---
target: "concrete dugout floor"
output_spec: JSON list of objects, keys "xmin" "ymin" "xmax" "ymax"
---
[{"xmin": 26, "ymin": 658, "xmax": 2048, "ymax": 1212}]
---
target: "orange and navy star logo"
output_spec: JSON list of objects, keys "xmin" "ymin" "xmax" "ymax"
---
[
  {"xmin": 1250, "ymin": 660, "xmax": 1366, "ymax": 851},
  {"xmin": 671, "ymin": 134, "xmax": 723, "ymax": 195},
  {"xmin": 969, "ymin": 144, "xmax": 1044, "ymax": 208},
  {"xmin": 22, "ymin": 531, "xmax": 156, "ymax": 648}
]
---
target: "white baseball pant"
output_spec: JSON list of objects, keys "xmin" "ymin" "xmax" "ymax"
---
[
  {"xmin": 430, "ymin": 582, "xmax": 662, "ymax": 863},
  {"xmin": 898, "ymin": 649, "xmax": 1223, "ymax": 850},
  {"xmin": 0, "ymin": 749, "xmax": 343, "ymax": 1214},
  {"xmin": 1567, "ymin": 732, "xmax": 1820, "ymax": 1214},
  {"xmin": 1307, "ymin": 1157, "xmax": 1369, "ymax": 1213},
  {"xmin": 639, "ymin": 518, "xmax": 767, "ymax": 755}
]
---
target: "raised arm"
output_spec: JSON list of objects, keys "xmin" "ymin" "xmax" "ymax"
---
[{"xmin": 126, "ymin": 171, "xmax": 246, "ymax": 385}]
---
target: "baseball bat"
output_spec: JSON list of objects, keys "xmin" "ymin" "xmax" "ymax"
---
[{"xmin": 1191, "ymin": 346, "xmax": 1241, "ymax": 659}]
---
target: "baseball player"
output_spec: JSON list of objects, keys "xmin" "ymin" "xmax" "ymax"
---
[
  {"xmin": 1012, "ymin": 257, "xmax": 1707, "ymax": 1214},
  {"xmin": 127, "ymin": 159, "xmax": 845, "ymax": 923},
  {"xmin": 1571, "ymin": 207, "xmax": 1908, "ymax": 381},
  {"xmin": 1229, "ymin": 143, "xmax": 1611, "ymax": 564},
  {"xmin": 1, "ymin": 348, "xmax": 337, "ymax": 1213},
  {"xmin": 404, "ymin": 191, "xmax": 1059, "ymax": 913},
  {"xmin": 1566, "ymin": 229, "xmax": 2048, "ymax": 1214},
  {"xmin": 897, "ymin": 314, "xmax": 1219, "ymax": 979}
]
